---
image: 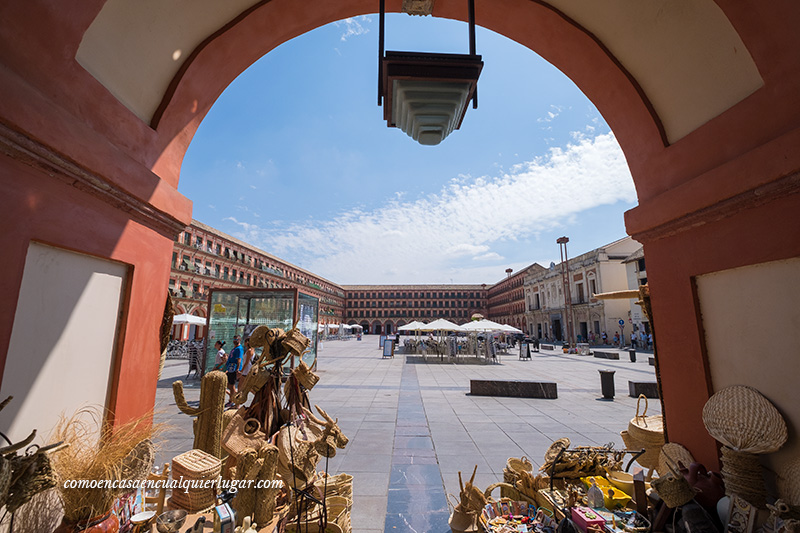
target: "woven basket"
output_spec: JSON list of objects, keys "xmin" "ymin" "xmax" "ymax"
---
[
  {"xmin": 502, "ymin": 457, "xmax": 533, "ymax": 499},
  {"xmin": 702, "ymin": 385, "xmax": 787, "ymax": 454},
  {"xmin": 621, "ymin": 430, "xmax": 660, "ymax": 472},
  {"xmin": 507, "ymin": 456, "xmax": 533, "ymax": 474},
  {"xmin": 658, "ymin": 443, "xmax": 695, "ymax": 476},
  {"xmin": 170, "ymin": 449, "xmax": 222, "ymax": 512},
  {"xmin": 778, "ymin": 459, "xmax": 800, "ymax": 508},
  {"xmin": 628, "ymin": 395, "xmax": 665, "ymax": 447},
  {"xmin": 221, "ymin": 408, "xmax": 267, "ymax": 459},
  {"xmin": 652, "ymin": 473, "xmax": 697, "ymax": 508}
]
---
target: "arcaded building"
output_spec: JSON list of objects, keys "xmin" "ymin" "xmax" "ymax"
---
[
  {"xmin": 487, "ymin": 264, "xmax": 546, "ymax": 334},
  {"xmin": 342, "ymin": 285, "xmax": 488, "ymax": 334},
  {"xmin": 170, "ymin": 220, "xmax": 346, "ymax": 337}
]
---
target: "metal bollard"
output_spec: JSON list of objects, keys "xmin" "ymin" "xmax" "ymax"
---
[
  {"xmin": 628, "ymin": 349, "xmax": 636, "ymax": 362},
  {"xmin": 599, "ymin": 369, "xmax": 616, "ymax": 399}
]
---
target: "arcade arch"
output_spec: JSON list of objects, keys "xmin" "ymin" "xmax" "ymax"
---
[{"xmin": 0, "ymin": 0, "xmax": 799, "ymax": 471}]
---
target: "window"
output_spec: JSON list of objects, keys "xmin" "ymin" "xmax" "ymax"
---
[
  {"xmin": 183, "ymin": 232, "xmax": 191, "ymax": 245},
  {"xmin": 195, "ymin": 236, "xmax": 203, "ymax": 247},
  {"xmin": 637, "ymin": 258, "xmax": 646, "ymax": 272},
  {"xmin": 589, "ymin": 279, "xmax": 597, "ymax": 296}
]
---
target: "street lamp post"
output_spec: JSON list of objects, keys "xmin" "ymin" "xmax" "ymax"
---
[{"xmin": 557, "ymin": 237, "xmax": 575, "ymax": 348}]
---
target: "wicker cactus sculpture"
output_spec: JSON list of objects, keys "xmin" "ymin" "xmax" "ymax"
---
[
  {"xmin": 231, "ymin": 442, "xmax": 280, "ymax": 527},
  {"xmin": 173, "ymin": 370, "xmax": 227, "ymax": 458}
]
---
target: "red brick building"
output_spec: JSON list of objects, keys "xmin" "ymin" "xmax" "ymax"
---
[
  {"xmin": 169, "ymin": 220, "xmax": 345, "ymax": 338},
  {"xmin": 342, "ymin": 285, "xmax": 488, "ymax": 334},
  {"xmin": 487, "ymin": 264, "xmax": 546, "ymax": 333}
]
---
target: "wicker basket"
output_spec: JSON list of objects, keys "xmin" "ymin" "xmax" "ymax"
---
[
  {"xmin": 170, "ymin": 449, "xmax": 222, "ymax": 512},
  {"xmin": 502, "ymin": 457, "xmax": 533, "ymax": 498},
  {"xmin": 652, "ymin": 472, "xmax": 697, "ymax": 508},
  {"xmin": 779, "ymin": 459, "xmax": 800, "ymax": 507},
  {"xmin": 221, "ymin": 408, "xmax": 267, "ymax": 459},
  {"xmin": 628, "ymin": 395, "xmax": 665, "ymax": 447},
  {"xmin": 621, "ymin": 430, "xmax": 660, "ymax": 472},
  {"xmin": 702, "ymin": 385, "xmax": 787, "ymax": 454}
]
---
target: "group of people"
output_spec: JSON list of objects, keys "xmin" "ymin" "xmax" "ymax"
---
[{"xmin": 213, "ymin": 334, "xmax": 256, "ymax": 408}]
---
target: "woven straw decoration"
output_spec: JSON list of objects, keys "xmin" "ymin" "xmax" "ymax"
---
[
  {"xmin": 282, "ymin": 327, "xmax": 311, "ymax": 358},
  {"xmin": 778, "ymin": 458, "xmax": 800, "ymax": 507},
  {"xmin": 173, "ymin": 370, "xmax": 227, "ymax": 458},
  {"xmin": 248, "ymin": 325, "xmax": 269, "ymax": 348},
  {"xmin": 544, "ymin": 438, "xmax": 571, "ymax": 464},
  {"xmin": 294, "ymin": 361, "xmax": 320, "ymax": 390},
  {"xmin": 658, "ymin": 443, "xmax": 695, "ymax": 476},
  {"xmin": 628, "ymin": 395, "xmax": 665, "ymax": 447},
  {"xmin": 702, "ymin": 385, "xmax": 787, "ymax": 454}
]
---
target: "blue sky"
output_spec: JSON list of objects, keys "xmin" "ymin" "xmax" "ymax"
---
[{"xmin": 180, "ymin": 15, "xmax": 638, "ymax": 285}]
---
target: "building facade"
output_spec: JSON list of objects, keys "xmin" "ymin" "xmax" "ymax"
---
[
  {"xmin": 342, "ymin": 285, "xmax": 488, "ymax": 334},
  {"xmin": 487, "ymin": 264, "xmax": 546, "ymax": 332},
  {"xmin": 524, "ymin": 237, "xmax": 641, "ymax": 342},
  {"xmin": 170, "ymin": 220, "xmax": 346, "ymax": 339}
]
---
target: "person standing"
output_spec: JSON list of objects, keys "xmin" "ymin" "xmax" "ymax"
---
[
  {"xmin": 239, "ymin": 337, "xmax": 255, "ymax": 381},
  {"xmin": 213, "ymin": 340, "xmax": 227, "ymax": 371},
  {"xmin": 225, "ymin": 335, "xmax": 243, "ymax": 407}
]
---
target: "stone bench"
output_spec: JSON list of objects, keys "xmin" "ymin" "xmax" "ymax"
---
[
  {"xmin": 629, "ymin": 381, "xmax": 659, "ymax": 398},
  {"xmin": 593, "ymin": 350, "xmax": 620, "ymax": 360},
  {"xmin": 540, "ymin": 344, "xmax": 556, "ymax": 351},
  {"xmin": 470, "ymin": 380, "xmax": 557, "ymax": 399}
]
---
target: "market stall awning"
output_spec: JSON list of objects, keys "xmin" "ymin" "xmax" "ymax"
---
[{"xmin": 172, "ymin": 314, "xmax": 206, "ymax": 326}]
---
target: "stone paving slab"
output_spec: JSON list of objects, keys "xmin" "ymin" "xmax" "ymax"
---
[{"xmin": 154, "ymin": 337, "xmax": 660, "ymax": 533}]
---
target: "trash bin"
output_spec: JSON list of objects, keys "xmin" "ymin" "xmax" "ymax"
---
[
  {"xmin": 628, "ymin": 349, "xmax": 636, "ymax": 362},
  {"xmin": 599, "ymin": 369, "xmax": 616, "ymax": 399}
]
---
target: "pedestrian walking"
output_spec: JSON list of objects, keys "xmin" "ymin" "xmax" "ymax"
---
[{"xmin": 225, "ymin": 335, "xmax": 243, "ymax": 407}]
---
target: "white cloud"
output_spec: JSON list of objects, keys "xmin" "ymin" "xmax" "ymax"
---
[
  {"xmin": 474, "ymin": 252, "xmax": 503, "ymax": 261},
  {"xmin": 334, "ymin": 16, "xmax": 371, "ymax": 41},
  {"xmin": 225, "ymin": 132, "xmax": 636, "ymax": 284}
]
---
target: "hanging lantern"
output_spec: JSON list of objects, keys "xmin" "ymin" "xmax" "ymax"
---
[{"xmin": 378, "ymin": 0, "xmax": 483, "ymax": 146}]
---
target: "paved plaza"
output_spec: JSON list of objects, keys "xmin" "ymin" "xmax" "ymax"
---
[{"xmin": 154, "ymin": 337, "xmax": 660, "ymax": 533}]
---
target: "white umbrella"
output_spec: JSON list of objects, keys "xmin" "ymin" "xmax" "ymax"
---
[
  {"xmin": 419, "ymin": 318, "xmax": 464, "ymax": 332},
  {"xmin": 460, "ymin": 318, "xmax": 505, "ymax": 332},
  {"xmin": 172, "ymin": 313, "xmax": 206, "ymax": 326},
  {"xmin": 398, "ymin": 321, "xmax": 425, "ymax": 331},
  {"xmin": 500, "ymin": 324, "xmax": 523, "ymax": 334}
]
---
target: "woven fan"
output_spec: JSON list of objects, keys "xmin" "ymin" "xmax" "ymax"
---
[{"xmin": 702, "ymin": 385, "xmax": 787, "ymax": 454}]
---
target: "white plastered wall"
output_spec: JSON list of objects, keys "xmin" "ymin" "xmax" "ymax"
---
[
  {"xmin": 695, "ymin": 258, "xmax": 800, "ymax": 482},
  {"xmin": 0, "ymin": 242, "xmax": 128, "ymax": 444}
]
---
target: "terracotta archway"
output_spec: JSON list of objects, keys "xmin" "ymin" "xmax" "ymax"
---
[{"xmin": 1, "ymin": 0, "xmax": 799, "ymax": 470}]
